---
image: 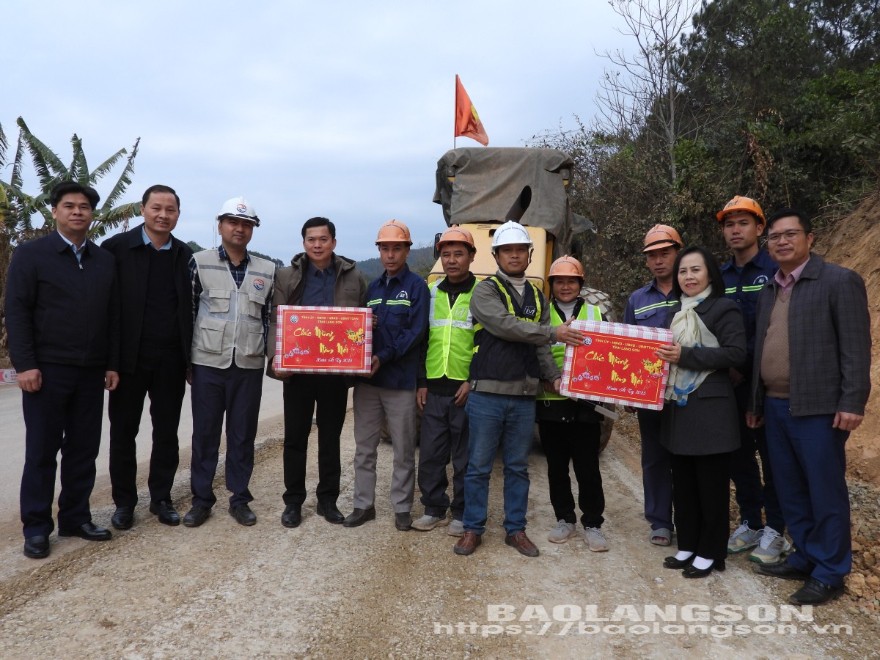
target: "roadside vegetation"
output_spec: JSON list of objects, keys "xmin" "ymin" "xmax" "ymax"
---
[{"xmin": 534, "ymin": 0, "xmax": 880, "ymax": 314}]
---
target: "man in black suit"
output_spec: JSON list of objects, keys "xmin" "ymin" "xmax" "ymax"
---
[
  {"xmin": 102, "ymin": 185, "xmax": 194, "ymax": 529},
  {"xmin": 6, "ymin": 181, "xmax": 120, "ymax": 559}
]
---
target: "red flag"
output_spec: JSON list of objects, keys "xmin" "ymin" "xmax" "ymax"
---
[{"xmin": 454, "ymin": 75, "xmax": 489, "ymax": 146}]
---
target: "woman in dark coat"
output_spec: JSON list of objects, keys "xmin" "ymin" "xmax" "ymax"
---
[{"xmin": 656, "ymin": 246, "xmax": 746, "ymax": 577}]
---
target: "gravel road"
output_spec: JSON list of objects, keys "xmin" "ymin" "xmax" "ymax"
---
[{"xmin": 0, "ymin": 408, "xmax": 877, "ymax": 658}]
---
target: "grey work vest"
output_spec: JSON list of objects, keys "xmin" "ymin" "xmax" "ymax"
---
[{"xmin": 191, "ymin": 250, "xmax": 275, "ymax": 369}]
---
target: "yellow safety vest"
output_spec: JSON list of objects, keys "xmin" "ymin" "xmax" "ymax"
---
[
  {"xmin": 536, "ymin": 299, "xmax": 602, "ymax": 401},
  {"xmin": 425, "ymin": 278, "xmax": 476, "ymax": 381}
]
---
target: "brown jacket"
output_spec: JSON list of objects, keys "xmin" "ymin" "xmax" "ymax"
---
[{"xmin": 268, "ymin": 252, "xmax": 366, "ymax": 374}]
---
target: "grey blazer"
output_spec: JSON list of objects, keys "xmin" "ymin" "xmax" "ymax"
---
[
  {"xmin": 749, "ymin": 254, "xmax": 872, "ymax": 417},
  {"xmin": 660, "ymin": 296, "xmax": 747, "ymax": 455}
]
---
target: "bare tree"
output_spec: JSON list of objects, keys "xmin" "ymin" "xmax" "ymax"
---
[{"xmin": 596, "ymin": 0, "xmax": 700, "ymax": 185}]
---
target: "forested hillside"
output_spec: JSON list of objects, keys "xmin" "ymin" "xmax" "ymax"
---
[{"xmin": 534, "ymin": 0, "xmax": 880, "ymax": 313}]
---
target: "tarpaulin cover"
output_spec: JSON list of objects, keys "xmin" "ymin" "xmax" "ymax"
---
[{"xmin": 433, "ymin": 147, "xmax": 576, "ymax": 238}]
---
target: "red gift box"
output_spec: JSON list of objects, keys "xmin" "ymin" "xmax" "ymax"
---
[
  {"xmin": 273, "ymin": 306, "xmax": 372, "ymax": 375},
  {"xmin": 559, "ymin": 320, "xmax": 672, "ymax": 410}
]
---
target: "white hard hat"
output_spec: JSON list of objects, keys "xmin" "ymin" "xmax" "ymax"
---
[
  {"xmin": 217, "ymin": 196, "xmax": 260, "ymax": 227},
  {"xmin": 491, "ymin": 220, "xmax": 533, "ymax": 253}
]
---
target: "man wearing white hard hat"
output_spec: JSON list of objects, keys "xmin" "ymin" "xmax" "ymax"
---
[
  {"xmin": 345, "ymin": 219, "xmax": 429, "ymax": 532},
  {"xmin": 183, "ymin": 197, "xmax": 276, "ymax": 528},
  {"xmin": 454, "ymin": 221, "xmax": 585, "ymax": 558}
]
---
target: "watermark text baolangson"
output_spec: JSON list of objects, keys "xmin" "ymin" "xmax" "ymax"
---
[{"xmin": 432, "ymin": 604, "xmax": 853, "ymax": 639}]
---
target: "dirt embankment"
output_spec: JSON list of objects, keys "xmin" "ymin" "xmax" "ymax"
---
[{"xmin": 816, "ymin": 193, "xmax": 880, "ymax": 487}]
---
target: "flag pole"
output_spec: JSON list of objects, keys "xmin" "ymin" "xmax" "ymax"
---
[{"xmin": 453, "ymin": 74, "xmax": 457, "ymax": 148}]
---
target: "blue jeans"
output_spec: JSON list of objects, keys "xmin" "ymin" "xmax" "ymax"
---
[
  {"xmin": 763, "ymin": 397, "xmax": 851, "ymax": 587},
  {"xmin": 462, "ymin": 391, "xmax": 534, "ymax": 535}
]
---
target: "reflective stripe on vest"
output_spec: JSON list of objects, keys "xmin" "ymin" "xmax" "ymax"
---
[
  {"xmin": 536, "ymin": 299, "xmax": 602, "ymax": 401},
  {"xmin": 472, "ymin": 275, "xmax": 543, "ymax": 341},
  {"xmin": 425, "ymin": 279, "xmax": 476, "ymax": 380}
]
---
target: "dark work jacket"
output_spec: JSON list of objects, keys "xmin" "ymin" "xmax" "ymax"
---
[
  {"xmin": 101, "ymin": 224, "xmax": 194, "ymax": 373},
  {"xmin": 363, "ymin": 264, "xmax": 429, "ymax": 390},
  {"xmin": 660, "ymin": 296, "xmax": 746, "ymax": 456},
  {"xmin": 721, "ymin": 248, "xmax": 777, "ymax": 370},
  {"xmin": 470, "ymin": 277, "xmax": 541, "ymax": 382},
  {"xmin": 6, "ymin": 231, "xmax": 120, "ymax": 372}
]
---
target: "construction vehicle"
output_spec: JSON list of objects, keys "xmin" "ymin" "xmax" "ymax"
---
[
  {"xmin": 431, "ymin": 147, "xmax": 617, "ymax": 448},
  {"xmin": 431, "ymin": 146, "xmax": 611, "ymax": 317}
]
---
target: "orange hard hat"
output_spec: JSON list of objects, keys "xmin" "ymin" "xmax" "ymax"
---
[
  {"xmin": 437, "ymin": 225, "xmax": 476, "ymax": 252},
  {"xmin": 375, "ymin": 219, "xmax": 413, "ymax": 245},
  {"xmin": 642, "ymin": 224, "xmax": 683, "ymax": 253},
  {"xmin": 716, "ymin": 195, "xmax": 766, "ymax": 224},
  {"xmin": 548, "ymin": 255, "xmax": 585, "ymax": 280}
]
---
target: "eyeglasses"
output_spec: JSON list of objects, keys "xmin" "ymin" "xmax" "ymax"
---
[{"xmin": 766, "ymin": 229, "xmax": 805, "ymax": 244}]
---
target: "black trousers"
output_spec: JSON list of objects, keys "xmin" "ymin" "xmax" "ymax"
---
[
  {"xmin": 538, "ymin": 419, "xmax": 605, "ymax": 528},
  {"xmin": 418, "ymin": 392, "xmax": 469, "ymax": 519},
  {"xmin": 671, "ymin": 451, "xmax": 731, "ymax": 562},
  {"xmin": 190, "ymin": 364, "xmax": 263, "ymax": 508},
  {"xmin": 729, "ymin": 380, "xmax": 784, "ymax": 532},
  {"xmin": 108, "ymin": 353, "xmax": 186, "ymax": 507},
  {"xmin": 20, "ymin": 363, "xmax": 105, "ymax": 537},
  {"xmin": 282, "ymin": 375, "xmax": 348, "ymax": 507}
]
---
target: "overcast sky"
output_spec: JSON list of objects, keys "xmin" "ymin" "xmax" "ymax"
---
[{"xmin": 4, "ymin": 1, "xmax": 631, "ymax": 262}]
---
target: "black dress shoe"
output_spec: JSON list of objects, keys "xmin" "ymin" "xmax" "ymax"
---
[
  {"xmin": 149, "ymin": 500, "xmax": 181, "ymax": 526},
  {"xmin": 316, "ymin": 501, "xmax": 344, "ymax": 524},
  {"xmin": 343, "ymin": 507, "xmax": 376, "ymax": 528},
  {"xmin": 663, "ymin": 554, "xmax": 693, "ymax": 569},
  {"xmin": 281, "ymin": 504, "xmax": 302, "ymax": 528},
  {"xmin": 58, "ymin": 522, "xmax": 112, "ymax": 541},
  {"xmin": 111, "ymin": 506, "xmax": 134, "ymax": 530},
  {"xmin": 230, "ymin": 503, "xmax": 257, "ymax": 526},
  {"xmin": 395, "ymin": 512, "xmax": 412, "ymax": 531},
  {"xmin": 183, "ymin": 505, "xmax": 211, "ymax": 528},
  {"xmin": 754, "ymin": 561, "xmax": 812, "ymax": 581},
  {"xmin": 23, "ymin": 535, "xmax": 50, "ymax": 559},
  {"xmin": 789, "ymin": 578, "xmax": 845, "ymax": 605},
  {"xmin": 682, "ymin": 559, "xmax": 725, "ymax": 579}
]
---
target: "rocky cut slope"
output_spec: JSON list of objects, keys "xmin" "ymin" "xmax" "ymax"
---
[{"xmin": 815, "ymin": 192, "xmax": 880, "ymax": 487}]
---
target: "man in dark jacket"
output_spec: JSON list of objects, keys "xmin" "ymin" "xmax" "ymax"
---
[
  {"xmin": 345, "ymin": 219, "xmax": 428, "ymax": 532},
  {"xmin": 749, "ymin": 208, "xmax": 872, "ymax": 606},
  {"xmin": 269, "ymin": 216, "xmax": 366, "ymax": 528},
  {"xmin": 101, "ymin": 185, "xmax": 194, "ymax": 530},
  {"xmin": 6, "ymin": 181, "xmax": 120, "ymax": 559},
  {"xmin": 715, "ymin": 195, "xmax": 787, "ymax": 564}
]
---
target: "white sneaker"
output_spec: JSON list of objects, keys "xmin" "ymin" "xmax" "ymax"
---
[
  {"xmin": 447, "ymin": 519, "xmax": 465, "ymax": 537},
  {"xmin": 728, "ymin": 521, "xmax": 762, "ymax": 553},
  {"xmin": 411, "ymin": 514, "xmax": 449, "ymax": 531},
  {"xmin": 548, "ymin": 520, "xmax": 576, "ymax": 544},
  {"xmin": 749, "ymin": 527, "xmax": 792, "ymax": 564},
  {"xmin": 584, "ymin": 527, "xmax": 608, "ymax": 552}
]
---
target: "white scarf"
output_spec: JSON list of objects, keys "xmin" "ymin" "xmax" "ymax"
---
[{"xmin": 664, "ymin": 286, "xmax": 719, "ymax": 406}]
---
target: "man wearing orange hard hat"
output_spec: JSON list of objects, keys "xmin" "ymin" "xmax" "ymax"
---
[
  {"xmin": 623, "ymin": 224, "xmax": 683, "ymax": 548},
  {"xmin": 715, "ymin": 195, "xmax": 788, "ymax": 565},
  {"xmin": 411, "ymin": 226, "xmax": 478, "ymax": 535},
  {"xmin": 345, "ymin": 219, "xmax": 429, "ymax": 532}
]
